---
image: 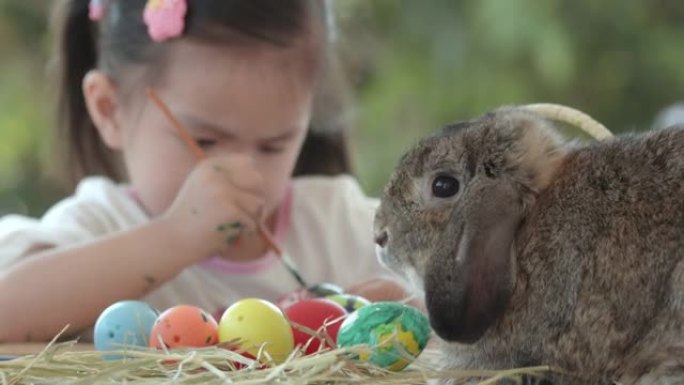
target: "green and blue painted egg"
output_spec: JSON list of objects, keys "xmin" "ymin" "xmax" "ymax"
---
[{"xmin": 336, "ymin": 301, "xmax": 431, "ymax": 371}]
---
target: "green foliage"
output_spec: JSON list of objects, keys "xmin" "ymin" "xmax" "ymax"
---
[
  {"xmin": 0, "ymin": 1, "xmax": 62, "ymax": 216},
  {"xmin": 337, "ymin": 0, "xmax": 684, "ymax": 194},
  {"xmin": 0, "ymin": 0, "xmax": 683, "ymax": 214}
]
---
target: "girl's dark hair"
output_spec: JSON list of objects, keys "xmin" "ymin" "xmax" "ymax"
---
[{"xmin": 53, "ymin": 0, "xmax": 352, "ymax": 187}]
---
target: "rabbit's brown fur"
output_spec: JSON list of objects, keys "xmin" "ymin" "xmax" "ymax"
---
[{"xmin": 374, "ymin": 107, "xmax": 684, "ymax": 384}]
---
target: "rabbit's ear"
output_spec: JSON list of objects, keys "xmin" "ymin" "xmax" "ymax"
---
[
  {"xmin": 425, "ymin": 114, "xmax": 566, "ymax": 342},
  {"xmin": 424, "ymin": 109, "xmax": 567, "ymax": 343},
  {"xmin": 425, "ymin": 179, "xmax": 522, "ymax": 343}
]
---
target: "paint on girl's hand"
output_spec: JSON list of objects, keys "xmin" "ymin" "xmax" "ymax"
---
[
  {"xmin": 217, "ymin": 221, "xmax": 243, "ymax": 247},
  {"xmin": 225, "ymin": 234, "xmax": 240, "ymax": 246},
  {"xmin": 216, "ymin": 222, "xmax": 242, "ymax": 232}
]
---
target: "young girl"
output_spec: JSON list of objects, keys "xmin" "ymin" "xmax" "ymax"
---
[{"xmin": 0, "ymin": 0, "xmax": 410, "ymax": 343}]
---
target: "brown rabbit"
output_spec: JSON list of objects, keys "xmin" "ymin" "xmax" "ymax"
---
[{"xmin": 374, "ymin": 105, "xmax": 684, "ymax": 384}]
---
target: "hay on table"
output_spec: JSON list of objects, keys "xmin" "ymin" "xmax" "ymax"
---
[{"xmin": 0, "ymin": 338, "xmax": 555, "ymax": 385}]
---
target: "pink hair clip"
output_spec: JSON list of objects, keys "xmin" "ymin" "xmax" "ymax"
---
[
  {"xmin": 89, "ymin": 0, "xmax": 104, "ymax": 21},
  {"xmin": 143, "ymin": 0, "xmax": 188, "ymax": 42}
]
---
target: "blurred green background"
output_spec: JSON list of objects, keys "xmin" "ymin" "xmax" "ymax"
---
[{"xmin": 0, "ymin": 0, "xmax": 683, "ymax": 217}]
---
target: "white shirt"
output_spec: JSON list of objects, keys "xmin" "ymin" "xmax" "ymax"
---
[{"xmin": 0, "ymin": 175, "xmax": 388, "ymax": 316}]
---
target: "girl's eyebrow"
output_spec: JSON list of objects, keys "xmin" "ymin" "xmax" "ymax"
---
[
  {"xmin": 263, "ymin": 129, "xmax": 299, "ymax": 142},
  {"xmin": 175, "ymin": 113, "xmax": 236, "ymax": 137},
  {"xmin": 175, "ymin": 113, "xmax": 300, "ymax": 142}
]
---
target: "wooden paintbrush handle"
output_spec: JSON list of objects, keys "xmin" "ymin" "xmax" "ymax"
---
[{"xmin": 146, "ymin": 87, "xmax": 284, "ymax": 258}]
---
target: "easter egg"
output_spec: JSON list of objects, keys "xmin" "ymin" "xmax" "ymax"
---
[
  {"xmin": 218, "ymin": 298, "xmax": 294, "ymax": 363},
  {"xmin": 337, "ymin": 302, "xmax": 431, "ymax": 371},
  {"xmin": 275, "ymin": 290, "xmax": 305, "ymax": 309},
  {"xmin": 149, "ymin": 305, "xmax": 219, "ymax": 349},
  {"xmin": 94, "ymin": 300, "xmax": 159, "ymax": 358},
  {"xmin": 325, "ymin": 293, "xmax": 371, "ymax": 313},
  {"xmin": 284, "ymin": 298, "xmax": 347, "ymax": 354},
  {"xmin": 276, "ymin": 282, "xmax": 345, "ymax": 309},
  {"xmin": 307, "ymin": 282, "xmax": 344, "ymax": 297}
]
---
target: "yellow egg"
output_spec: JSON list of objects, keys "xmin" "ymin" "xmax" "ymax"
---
[{"xmin": 218, "ymin": 298, "xmax": 294, "ymax": 363}]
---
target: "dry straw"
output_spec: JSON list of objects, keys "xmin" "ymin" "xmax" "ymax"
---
[
  {"xmin": 0, "ymin": 342, "xmax": 555, "ymax": 384},
  {"xmin": 0, "ymin": 326, "xmax": 559, "ymax": 384}
]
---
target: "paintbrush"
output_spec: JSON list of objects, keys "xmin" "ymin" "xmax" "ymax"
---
[{"xmin": 146, "ymin": 87, "xmax": 308, "ymax": 288}]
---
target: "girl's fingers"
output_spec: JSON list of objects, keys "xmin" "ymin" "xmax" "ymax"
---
[{"xmin": 213, "ymin": 214, "xmax": 251, "ymax": 248}]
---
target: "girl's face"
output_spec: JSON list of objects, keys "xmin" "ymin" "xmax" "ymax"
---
[{"xmin": 114, "ymin": 40, "xmax": 314, "ymax": 218}]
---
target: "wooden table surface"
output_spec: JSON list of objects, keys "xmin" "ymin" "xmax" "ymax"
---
[{"xmin": 0, "ymin": 342, "xmax": 94, "ymax": 356}]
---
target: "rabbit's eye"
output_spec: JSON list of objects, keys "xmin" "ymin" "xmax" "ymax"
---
[{"xmin": 432, "ymin": 175, "xmax": 459, "ymax": 198}]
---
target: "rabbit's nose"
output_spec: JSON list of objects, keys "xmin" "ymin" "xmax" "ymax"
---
[{"xmin": 375, "ymin": 230, "xmax": 389, "ymax": 248}]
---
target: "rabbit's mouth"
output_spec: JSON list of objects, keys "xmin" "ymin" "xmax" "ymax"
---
[
  {"xmin": 375, "ymin": 244, "xmax": 399, "ymax": 271},
  {"xmin": 375, "ymin": 244, "xmax": 410, "ymax": 280},
  {"xmin": 376, "ymin": 244, "xmax": 426, "ymax": 295}
]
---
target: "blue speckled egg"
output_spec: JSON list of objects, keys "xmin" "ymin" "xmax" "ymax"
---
[{"xmin": 94, "ymin": 300, "xmax": 159, "ymax": 358}]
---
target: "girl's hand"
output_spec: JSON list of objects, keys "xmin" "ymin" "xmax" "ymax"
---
[
  {"xmin": 159, "ymin": 154, "xmax": 265, "ymax": 261},
  {"xmin": 345, "ymin": 276, "xmax": 426, "ymax": 312}
]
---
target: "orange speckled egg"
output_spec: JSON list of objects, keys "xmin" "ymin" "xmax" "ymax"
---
[{"xmin": 149, "ymin": 305, "xmax": 219, "ymax": 349}]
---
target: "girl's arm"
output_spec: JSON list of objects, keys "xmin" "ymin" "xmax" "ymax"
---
[
  {"xmin": 0, "ymin": 155, "xmax": 265, "ymax": 342},
  {"xmin": 0, "ymin": 217, "xmax": 192, "ymax": 342}
]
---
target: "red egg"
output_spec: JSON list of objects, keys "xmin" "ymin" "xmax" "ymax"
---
[
  {"xmin": 284, "ymin": 298, "xmax": 348, "ymax": 355},
  {"xmin": 276, "ymin": 282, "xmax": 344, "ymax": 309},
  {"xmin": 224, "ymin": 344, "xmax": 261, "ymax": 370},
  {"xmin": 149, "ymin": 305, "xmax": 219, "ymax": 349}
]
